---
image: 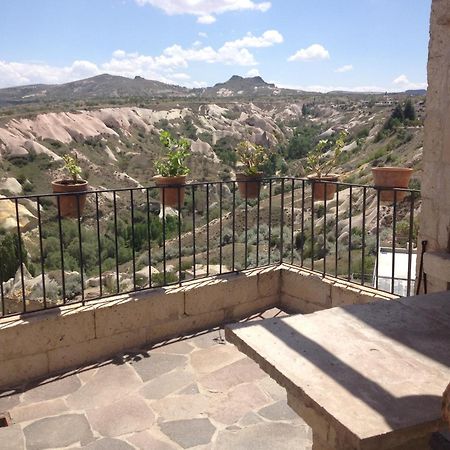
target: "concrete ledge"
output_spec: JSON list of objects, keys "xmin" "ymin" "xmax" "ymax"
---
[
  {"xmin": 280, "ymin": 264, "xmax": 398, "ymax": 314},
  {"xmin": 226, "ymin": 296, "xmax": 450, "ymax": 450}
]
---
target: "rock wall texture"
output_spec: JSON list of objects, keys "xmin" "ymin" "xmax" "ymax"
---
[{"xmin": 418, "ymin": 0, "xmax": 450, "ymax": 292}]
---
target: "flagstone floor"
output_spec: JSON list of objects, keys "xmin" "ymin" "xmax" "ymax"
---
[{"xmin": 0, "ymin": 308, "xmax": 312, "ymax": 449}]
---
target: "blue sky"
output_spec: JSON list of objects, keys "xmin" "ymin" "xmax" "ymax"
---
[{"xmin": 0, "ymin": 0, "xmax": 431, "ymax": 92}]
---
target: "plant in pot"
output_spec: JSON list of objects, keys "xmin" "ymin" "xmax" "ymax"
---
[
  {"xmin": 306, "ymin": 131, "xmax": 346, "ymax": 202},
  {"xmin": 371, "ymin": 166, "xmax": 413, "ymax": 203},
  {"xmin": 154, "ymin": 130, "xmax": 190, "ymax": 208},
  {"xmin": 235, "ymin": 141, "xmax": 270, "ymax": 199},
  {"xmin": 52, "ymin": 153, "xmax": 89, "ymax": 218}
]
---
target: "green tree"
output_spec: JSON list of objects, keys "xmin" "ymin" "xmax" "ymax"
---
[
  {"xmin": 284, "ymin": 124, "xmax": 321, "ymax": 160},
  {"xmin": 391, "ymin": 104, "xmax": 404, "ymax": 122},
  {"xmin": 0, "ymin": 232, "xmax": 28, "ymax": 281},
  {"xmin": 403, "ymin": 99, "xmax": 417, "ymax": 122},
  {"xmin": 181, "ymin": 118, "xmax": 197, "ymax": 140}
]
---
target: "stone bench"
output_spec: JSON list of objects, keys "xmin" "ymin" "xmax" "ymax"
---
[{"xmin": 226, "ymin": 292, "xmax": 450, "ymax": 449}]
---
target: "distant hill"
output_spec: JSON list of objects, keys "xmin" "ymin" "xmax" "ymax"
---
[
  {"xmin": 404, "ymin": 89, "xmax": 427, "ymax": 96},
  {"xmin": 200, "ymin": 75, "xmax": 278, "ymax": 97},
  {"xmin": 0, "ymin": 73, "xmax": 426, "ymax": 107},
  {"xmin": 0, "ymin": 74, "xmax": 189, "ymax": 107}
]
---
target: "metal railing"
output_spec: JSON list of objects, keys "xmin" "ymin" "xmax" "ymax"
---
[{"xmin": 0, "ymin": 178, "xmax": 420, "ymax": 317}]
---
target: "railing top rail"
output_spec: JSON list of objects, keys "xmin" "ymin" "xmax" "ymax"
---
[{"xmin": 0, "ymin": 176, "xmax": 420, "ymax": 201}]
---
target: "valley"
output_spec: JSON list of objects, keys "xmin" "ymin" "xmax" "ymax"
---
[{"xmin": 0, "ymin": 75, "xmax": 424, "ymax": 315}]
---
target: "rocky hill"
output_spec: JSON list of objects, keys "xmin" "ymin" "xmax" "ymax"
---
[
  {"xmin": 0, "ymin": 74, "xmax": 190, "ymax": 107},
  {"xmin": 200, "ymin": 75, "xmax": 284, "ymax": 97}
]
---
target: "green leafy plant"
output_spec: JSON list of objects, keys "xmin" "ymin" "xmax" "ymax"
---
[
  {"xmin": 306, "ymin": 131, "xmax": 347, "ymax": 178},
  {"xmin": 62, "ymin": 153, "xmax": 83, "ymax": 182},
  {"xmin": 155, "ymin": 130, "xmax": 191, "ymax": 177},
  {"xmin": 235, "ymin": 141, "xmax": 270, "ymax": 176}
]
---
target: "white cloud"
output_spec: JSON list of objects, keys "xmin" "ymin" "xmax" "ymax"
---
[
  {"xmin": 247, "ymin": 68, "xmax": 260, "ymax": 77},
  {"xmin": 276, "ymin": 82, "xmax": 387, "ymax": 93},
  {"xmin": 224, "ymin": 30, "xmax": 283, "ymax": 49},
  {"xmin": 197, "ymin": 15, "xmax": 216, "ymax": 24},
  {"xmin": 171, "ymin": 72, "xmax": 190, "ymax": 80},
  {"xmin": 288, "ymin": 44, "xmax": 330, "ymax": 62},
  {"xmin": 335, "ymin": 64, "xmax": 353, "ymax": 73},
  {"xmin": 0, "ymin": 30, "xmax": 284, "ymax": 88},
  {"xmin": 135, "ymin": 0, "xmax": 271, "ymax": 22},
  {"xmin": 112, "ymin": 49, "xmax": 127, "ymax": 59},
  {"xmin": 0, "ymin": 59, "xmax": 101, "ymax": 87},
  {"xmin": 393, "ymin": 74, "xmax": 427, "ymax": 90},
  {"xmin": 191, "ymin": 80, "xmax": 207, "ymax": 88},
  {"xmin": 161, "ymin": 43, "xmax": 257, "ymax": 66},
  {"xmin": 198, "ymin": 32, "xmax": 208, "ymax": 38}
]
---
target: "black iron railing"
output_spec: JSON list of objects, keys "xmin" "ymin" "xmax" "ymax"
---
[{"xmin": 0, "ymin": 178, "xmax": 420, "ymax": 317}]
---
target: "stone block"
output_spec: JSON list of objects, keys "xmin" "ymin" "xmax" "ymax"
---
[
  {"xmin": 0, "ymin": 353, "xmax": 49, "ymax": 390},
  {"xmin": 47, "ymin": 327, "xmax": 147, "ymax": 374},
  {"xmin": 281, "ymin": 293, "xmax": 326, "ymax": 314},
  {"xmin": 146, "ymin": 310, "xmax": 226, "ymax": 344},
  {"xmin": 225, "ymin": 296, "xmax": 278, "ymax": 322},
  {"xmin": 257, "ymin": 266, "xmax": 281, "ymax": 299},
  {"xmin": 94, "ymin": 289, "xmax": 185, "ymax": 338},
  {"xmin": 0, "ymin": 305, "xmax": 95, "ymax": 360},
  {"xmin": 281, "ymin": 267, "xmax": 331, "ymax": 308},
  {"xmin": 328, "ymin": 281, "xmax": 393, "ymax": 308},
  {"xmin": 331, "ymin": 283, "xmax": 364, "ymax": 307},
  {"xmin": 184, "ymin": 272, "xmax": 258, "ymax": 315}
]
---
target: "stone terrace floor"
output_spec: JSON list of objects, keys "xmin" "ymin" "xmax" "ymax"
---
[{"xmin": 0, "ymin": 308, "xmax": 312, "ymax": 449}]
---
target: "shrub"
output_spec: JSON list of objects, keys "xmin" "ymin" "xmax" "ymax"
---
[
  {"xmin": 152, "ymin": 272, "xmax": 178, "ymax": 286},
  {"xmin": 0, "ymin": 232, "xmax": 28, "ymax": 281}
]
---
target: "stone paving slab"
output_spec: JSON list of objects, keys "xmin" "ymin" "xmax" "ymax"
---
[{"xmin": 0, "ymin": 308, "xmax": 312, "ymax": 449}]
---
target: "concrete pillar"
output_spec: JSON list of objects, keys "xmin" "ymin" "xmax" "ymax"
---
[{"xmin": 418, "ymin": 0, "xmax": 450, "ymax": 293}]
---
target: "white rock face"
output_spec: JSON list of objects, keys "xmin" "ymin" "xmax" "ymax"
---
[
  {"xmin": 23, "ymin": 140, "xmax": 62, "ymax": 161},
  {"xmin": 0, "ymin": 195, "xmax": 37, "ymax": 231},
  {"xmin": 0, "ymin": 177, "xmax": 22, "ymax": 195},
  {"xmin": 135, "ymin": 266, "xmax": 160, "ymax": 284},
  {"xmin": 191, "ymin": 139, "xmax": 220, "ymax": 164},
  {"xmin": 104, "ymin": 145, "xmax": 118, "ymax": 162}
]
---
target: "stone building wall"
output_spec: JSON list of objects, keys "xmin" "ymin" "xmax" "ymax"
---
[{"xmin": 418, "ymin": 0, "xmax": 450, "ymax": 292}]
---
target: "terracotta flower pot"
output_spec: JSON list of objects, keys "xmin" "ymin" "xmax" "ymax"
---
[
  {"xmin": 371, "ymin": 167, "xmax": 413, "ymax": 202},
  {"xmin": 236, "ymin": 172, "xmax": 263, "ymax": 199},
  {"xmin": 154, "ymin": 175, "xmax": 186, "ymax": 208},
  {"xmin": 307, "ymin": 174, "xmax": 338, "ymax": 202},
  {"xmin": 52, "ymin": 180, "xmax": 89, "ymax": 218}
]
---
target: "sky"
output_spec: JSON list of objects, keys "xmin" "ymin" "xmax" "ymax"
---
[{"xmin": 0, "ymin": 0, "xmax": 431, "ymax": 92}]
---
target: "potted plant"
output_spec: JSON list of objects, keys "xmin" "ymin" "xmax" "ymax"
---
[
  {"xmin": 154, "ymin": 130, "xmax": 190, "ymax": 208},
  {"xmin": 371, "ymin": 167, "xmax": 414, "ymax": 202},
  {"xmin": 52, "ymin": 153, "xmax": 89, "ymax": 218},
  {"xmin": 306, "ymin": 132, "xmax": 346, "ymax": 202},
  {"xmin": 235, "ymin": 141, "xmax": 270, "ymax": 199}
]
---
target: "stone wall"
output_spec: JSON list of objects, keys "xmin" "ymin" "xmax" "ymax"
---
[
  {"xmin": 0, "ymin": 265, "xmax": 398, "ymax": 390},
  {"xmin": 418, "ymin": 0, "xmax": 450, "ymax": 292},
  {"xmin": 280, "ymin": 265, "xmax": 397, "ymax": 314},
  {"xmin": 0, "ymin": 267, "xmax": 280, "ymax": 390}
]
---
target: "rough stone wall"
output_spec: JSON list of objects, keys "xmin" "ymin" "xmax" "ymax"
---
[
  {"xmin": 0, "ymin": 265, "xmax": 399, "ymax": 390},
  {"xmin": 418, "ymin": 0, "xmax": 450, "ymax": 292}
]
